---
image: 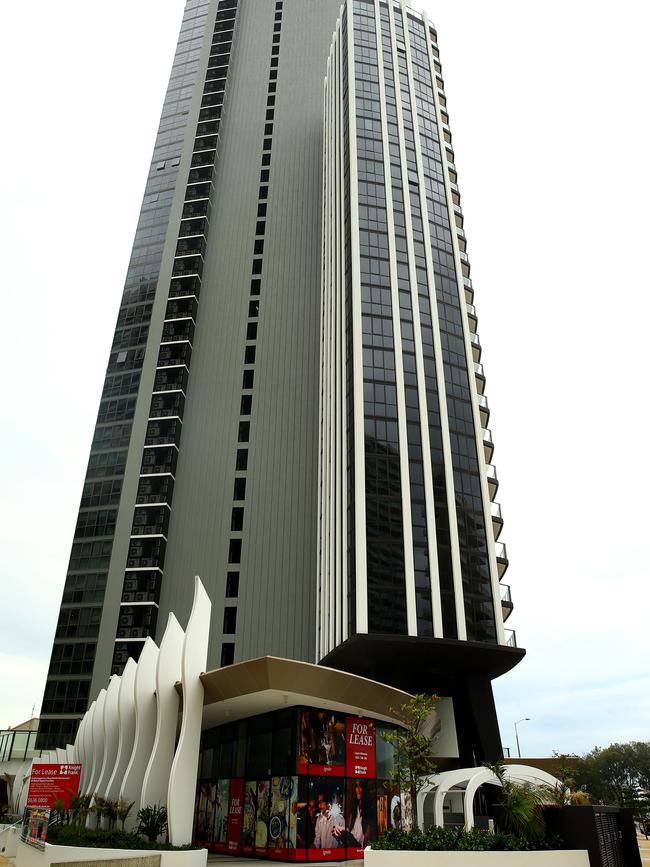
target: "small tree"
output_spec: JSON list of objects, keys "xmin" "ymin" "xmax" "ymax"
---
[
  {"xmin": 117, "ymin": 797, "xmax": 135, "ymax": 832},
  {"xmin": 137, "ymin": 804, "xmax": 168, "ymax": 843},
  {"xmin": 91, "ymin": 795, "xmax": 106, "ymax": 829},
  {"xmin": 103, "ymin": 799, "xmax": 118, "ymax": 830},
  {"xmin": 380, "ymin": 694, "xmax": 439, "ymax": 832}
]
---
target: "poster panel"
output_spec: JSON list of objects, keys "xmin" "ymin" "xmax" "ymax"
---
[
  {"xmin": 26, "ymin": 764, "xmax": 82, "ymax": 810},
  {"xmin": 21, "ymin": 808, "xmax": 50, "ymax": 849},
  {"xmin": 376, "ymin": 781, "xmax": 402, "ymax": 837},
  {"xmin": 267, "ymin": 776, "xmax": 292, "ymax": 859},
  {"xmin": 307, "ymin": 776, "xmax": 345, "ymax": 861},
  {"xmin": 345, "ymin": 717, "xmax": 376, "ymax": 778},
  {"xmin": 210, "ymin": 778, "xmax": 230, "ymax": 853},
  {"xmin": 286, "ymin": 776, "xmax": 309, "ymax": 862},
  {"xmin": 298, "ymin": 710, "xmax": 346, "ymax": 776},
  {"xmin": 242, "ymin": 780, "xmax": 257, "ymax": 854},
  {"xmin": 255, "ymin": 779, "xmax": 270, "ymax": 855},
  {"xmin": 344, "ymin": 778, "xmax": 377, "ymax": 859},
  {"xmin": 193, "ymin": 782, "xmax": 215, "ymax": 845},
  {"xmin": 226, "ymin": 778, "xmax": 244, "ymax": 855}
]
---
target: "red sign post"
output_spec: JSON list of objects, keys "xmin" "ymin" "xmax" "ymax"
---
[
  {"xmin": 345, "ymin": 718, "xmax": 376, "ymax": 778},
  {"xmin": 26, "ymin": 764, "xmax": 82, "ymax": 810},
  {"xmin": 226, "ymin": 778, "xmax": 245, "ymax": 855}
]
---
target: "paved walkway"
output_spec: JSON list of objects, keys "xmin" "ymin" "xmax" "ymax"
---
[
  {"xmin": 207, "ymin": 858, "xmax": 358, "ymax": 866},
  {"xmin": 638, "ymin": 833, "xmax": 650, "ymax": 863}
]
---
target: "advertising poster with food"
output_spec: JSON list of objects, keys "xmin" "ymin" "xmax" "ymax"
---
[
  {"xmin": 255, "ymin": 779, "xmax": 270, "ymax": 855},
  {"xmin": 226, "ymin": 778, "xmax": 244, "ymax": 855},
  {"xmin": 211, "ymin": 778, "xmax": 229, "ymax": 852},
  {"xmin": 242, "ymin": 780, "xmax": 257, "ymax": 854},
  {"xmin": 21, "ymin": 808, "xmax": 50, "ymax": 849},
  {"xmin": 298, "ymin": 710, "xmax": 346, "ymax": 776},
  {"xmin": 307, "ymin": 777, "xmax": 346, "ymax": 861},
  {"xmin": 267, "ymin": 776, "xmax": 290, "ymax": 859},
  {"xmin": 286, "ymin": 775, "xmax": 309, "ymax": 862},
  {"xmin": 345, "ymin": 717, "xmax": 376, "ymax": 778},
  {"xmin": 345, "ymin": 778, "xmax": 377, "ymax": 859}
]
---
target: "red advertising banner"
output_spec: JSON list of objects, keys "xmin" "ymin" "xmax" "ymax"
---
[
  {"xmin": 226, "ymin": 778, "xmax": 244, "ymax": 855},
  {"xmin": 26, "ymin": 764, "xmax": 82, "ymax": 810},
  {"xmin": 345, "ymin": 718, "xmax": 376, "ymax": 778}
]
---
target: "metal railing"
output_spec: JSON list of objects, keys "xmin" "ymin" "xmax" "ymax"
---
[{"xmin": 0, "ymin": 729, "xmax": 41, "ymax": 763}]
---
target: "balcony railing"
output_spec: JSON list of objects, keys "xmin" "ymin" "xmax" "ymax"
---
[
  {"xmin": 501, "ymin": 582, "xmax": 513, "ymax": 623},
  {"xmin": 504, "ymin": 629, "xmax": 517, "ymax": 648},
  {"xmin": 0, "ymin": 728, "xmax": 41, "ymax": 763}
]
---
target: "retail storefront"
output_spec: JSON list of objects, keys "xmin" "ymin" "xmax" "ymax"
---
[{"xmin": 193, "ymin": 706, "xmax": 402, "ymax": 861}]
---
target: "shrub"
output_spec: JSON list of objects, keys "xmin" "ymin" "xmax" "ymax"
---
[
  {"xmin": 371, "ymin": 825, "xmax": 558, "ymax": 852},
  {"xmin": 136, "ymin": 804, "xmax": 168, "ymax": 843},
  {"xmin": 45, "ymin": 824, "xmax": 199, "ymax": 851}
]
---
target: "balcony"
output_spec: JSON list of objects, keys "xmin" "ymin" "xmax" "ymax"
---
[
  {"xmin": 476, "ymin": 392, "xmax": 489, "ymax": 425},
  {"xmin": 482, "ymin": 427, "xmax": 494, "ymax": 462},
  {"xmin": 470, "ymin": 331, "xmax": 481, "ymax": 362},
  {"xmin": 464, "ymin": 276, "xmax": 474, "ymax": 303},
  {"xmin": 491, "ymin": 502, "xmax": 503, "ymax": 540},
  {"xmin": 466, "ymin": 301, "xmax": 477, "ymax": 330},
  {"xmin": 495, "ymin": 541, "xmax": 509, "ymax": 578},
  {"xmin": 504, "ymin": 628, "xmax": 517, "ymax": 648},
  {"xmin": 501, "ymin": 583, "xmax": 513, "ymax": 622},
  {"xmin": 485, "ymin": 462, "xmax": 498, "ymax": 499},
  {"xmin": 474, "ymin": 361, "xmax": 485, "ymax": 394}
]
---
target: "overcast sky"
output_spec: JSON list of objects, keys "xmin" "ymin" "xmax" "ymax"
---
[{"xmin": 0, "ymin": 0, "xmax": 648, "ymax": 758}]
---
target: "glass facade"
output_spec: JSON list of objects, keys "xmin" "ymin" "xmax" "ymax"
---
[
  {"xmin": 194, "ymin": 706, "xmax": 400, "ymax": 861},
  {"xmin": 319, "ymin": 0, "xmax": 506, "ymax": 657},
  {"xmin": 38, "ymin": 0, "xmax": 214, "ymax": 749}
]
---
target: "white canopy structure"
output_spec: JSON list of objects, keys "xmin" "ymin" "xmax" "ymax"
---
[{"xmin": 417, "ymin": 764, "xmax": 561, "ymax": 831}]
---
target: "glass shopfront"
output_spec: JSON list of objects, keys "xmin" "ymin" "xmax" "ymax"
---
[{"xmin": 193, "ymin": 706, "xmax": 401, "ymax": 861}]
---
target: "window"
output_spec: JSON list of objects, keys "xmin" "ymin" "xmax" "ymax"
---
[
  {"xmin": 252, "ymin": 258, "xmax": 263, "ymax": 275},
  {"xmin": 250, "ymin": 279, "xmax": 261, "ymax": 296},
  {"xmin": 248, "ymin": 300, "xmax": 259, "ymax": 318},
  {"xmin": 233, "ymin": 477, "xmax": 246, "ymax": 500},
  {"xmin": 228, "ymin": 539, "xmax": 242, "ymax": 563},
  {"xmin": 246, "ymin": 322, "xmax": 258, "ymax": 340},
  {"xmin": 223, "ymin": 607, "xmax": 237, "ymax": 634},
  {"xmin": 242, "ymin": 370, "xmax": 254, "ymax": 389},
  {"xmin": 258, "ymin": 203, "xmax": 267, "ymax": 217},
  {"xmin": 256, "ymin": 220, "xmax": 266, "ymax": 235},
  {"xmin": 221, "ymin": 643, "xmax": 235, "ymax": 666},
  {"xmin": 238, "ymin": 421, "xmax": 250, "ymax": 442},
  {"xmin": 226, "ymin": 572, "xmax": 239, "ymax": 597},
  {"xmin": 259, "ymin": 169, "xmax": 269, "ymax": 183},
  {"xmin": 231, "ymin": 507, "xmax": 244, "ymax": 531},
  {"xmin": 240, "ymin": 395, "xmax": 252, "ymax": 415},
  {"xmin": 261, "ymin": 153, "xmax": 271, "ymax": 166},
  {"xmin": 244, "ymin": 345, "xmax": 256, "ymax": 364},
  {"xmin": 254, "ymin": 239, "xmax": 264, "ymax": 255}
]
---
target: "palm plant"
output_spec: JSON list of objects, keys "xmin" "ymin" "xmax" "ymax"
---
[
  {"xmin": 485, "ymin": 762, "xmax": 550, "ymax": 842},
  {"xmin": 117, "ymin": 797, "xmax": 136, "ymax": 832},
  {"xmin": 137, "ymin": 804, "xmax": 168, "ymax": 843}
]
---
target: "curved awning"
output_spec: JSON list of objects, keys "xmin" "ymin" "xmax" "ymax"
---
[{"xmin": 192, "ymin": 655, "xmax": 419, "ymax": 730}]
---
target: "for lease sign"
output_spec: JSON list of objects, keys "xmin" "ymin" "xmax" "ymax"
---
[
  {"xmin": 26, "ymin": 763, "xmax": 82, "ymax": 809},
  {"xmin": 345, "ymin": 717, "xmax": 376, "ymax": 778}
]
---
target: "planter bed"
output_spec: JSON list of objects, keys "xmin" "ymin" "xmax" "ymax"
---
[
  {"xmin": 365, "ymin": 849, "xmax": 589, "ymax": 866},
  {"xmin": 16, "ymin": 839, "xmax": 207, "ymax": 867}
]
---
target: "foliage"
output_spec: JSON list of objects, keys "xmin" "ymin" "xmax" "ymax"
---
[
  {"xmin": 45, "ymin": 824, "xmax": 199, "ymax": 851},
  {"xmin": 103, "ymin": 799, "xmax": 118, "ymax": 830},
  {"xmin": 371, "ymin": 825, "xmax": 559, "ymax": 851},
  {"xmin": 485, "ymin": 762, "xmax": 551, "ymax": 842},
  {"xmin": 91, "ymin": 795, "xmax": 107, "ymax": 829},
  {"xmin": 136, "ymin": 804, "xmax": 168, "ymax": 843},
  {"xmin": 69, "ymin": 793, "xmax": 92, "ymax": 827},
  {"xmin": 574, "ymin": 741, "xmax": 650, "ymax": 819},
  {"xmin": 117, "ymin": 797, "xmax": 136, "ymax": 832},
  {"xmin": 379, "ymin": 694, "xmax": 439, "ymax": 831}
]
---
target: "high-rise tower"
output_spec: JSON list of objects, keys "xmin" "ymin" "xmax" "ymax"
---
[{"xmin": 38, "ymin": 0, "xmax": 523, "ymax": 764}]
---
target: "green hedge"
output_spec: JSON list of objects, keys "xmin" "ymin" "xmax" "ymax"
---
[
  {"xmin": 45, "ymin": 825, "xmax": 201, "ymax": 851},
  {"xmin": 371, "ymin": 826, "xmax": 559, "ymax": 851}
]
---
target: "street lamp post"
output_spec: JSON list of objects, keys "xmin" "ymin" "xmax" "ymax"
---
[{"xmin": 514, "ymin": 718, "xmax": 530, "ymax": 759}]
